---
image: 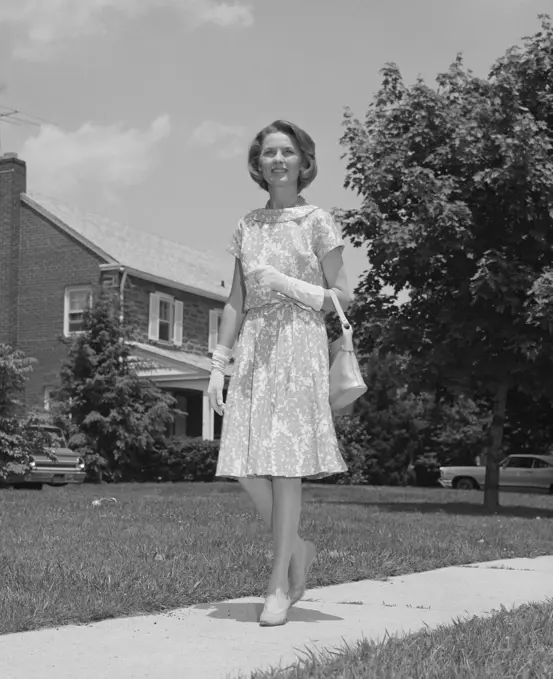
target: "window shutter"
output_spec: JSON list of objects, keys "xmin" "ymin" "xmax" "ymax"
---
[
  {"xmin": 148, "ymin": 293, "xmax": 160, "ymax": 340},
  {"xmin": 173, "ymin": 300, "xmax": 183, "ymax": 346},
  {"xmin": 208, "ymin": 309, "xmax": 219, "ymax": 353}
]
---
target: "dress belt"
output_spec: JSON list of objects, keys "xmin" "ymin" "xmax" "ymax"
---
[{"xmin": 246, "ymin": 298, "xmax": 317, "ymax": 315}]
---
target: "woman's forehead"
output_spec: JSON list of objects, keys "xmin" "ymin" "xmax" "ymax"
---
[{"xmin": 261, "ymin": 132, "xmax": 298, "ymax": 150}]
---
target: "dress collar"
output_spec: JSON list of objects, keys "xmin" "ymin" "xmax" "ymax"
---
[
  {"xmin": 264, "ymin": 195, "xmax": 307, "ymax": 210},
  {"xmin": 250, "ymin": 195, "xmax": 318, "ymax": 223}
]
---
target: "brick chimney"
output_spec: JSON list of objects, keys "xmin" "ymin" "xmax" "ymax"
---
[{"xmin": 0, "ymin": 153, "xmax": 27, "ymax": 347}]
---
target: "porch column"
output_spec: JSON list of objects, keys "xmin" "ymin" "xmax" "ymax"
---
[{"xmin": 202, "ymin": 390, "xmax": 214, "ymax": 440}]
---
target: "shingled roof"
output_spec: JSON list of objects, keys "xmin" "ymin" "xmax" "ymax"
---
[{"xmin": 23, "ymin": 193, "xmax": 234, "ymax": 301}]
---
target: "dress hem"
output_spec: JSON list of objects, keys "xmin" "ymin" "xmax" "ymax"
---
[{"xmin": 215, "ymin": 469, "xmax": 347, "ymax": 481}]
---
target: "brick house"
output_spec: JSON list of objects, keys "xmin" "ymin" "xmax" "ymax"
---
[{"xmin": 0, "ymin": 153, "xmax": 233, "ymax": 440}]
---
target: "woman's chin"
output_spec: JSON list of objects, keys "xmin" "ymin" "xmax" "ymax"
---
[{"xmin": 268, "ymin": 175, "xmax": 296, "ymax": 187}]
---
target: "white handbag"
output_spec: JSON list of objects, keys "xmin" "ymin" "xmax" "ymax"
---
[{"xmin": 328, "ymin": 289, "xmax": 368, "ymax": 411}]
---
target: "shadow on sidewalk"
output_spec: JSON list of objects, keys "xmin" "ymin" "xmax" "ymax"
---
[
  {"xmin": 191, "ymin": 601, "xmax": 344, "ymax": 624},
  {"xmin": 311, "ymin": 499, "xmax": 553, "ymax": 519}
]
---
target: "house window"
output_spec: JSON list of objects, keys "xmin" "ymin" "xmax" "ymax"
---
[
  {"xmin": 64, "ymin": 287, "xmax": 92, "ymax": 336},
  {"xmin": 148, "ymin": 293, "xmax": 183, "ymax": 346},
  {"xmin": 208, "ymin": 309, "xmax": 223, "ymax": 353},
  {"xmin": 159, "ymin": 298, "xmax": 172, "ymax": 342}
]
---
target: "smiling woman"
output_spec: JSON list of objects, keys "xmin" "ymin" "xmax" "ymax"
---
[
  {"xmin": 247, "ymin": 120, "xmax": 318, "ymax": 195},
  {"xmin": 206, "ymin": 119, "xmax": 354, "ymax": 628}
]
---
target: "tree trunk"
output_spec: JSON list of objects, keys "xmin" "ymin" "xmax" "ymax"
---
[{"xmin": 483, "ymin": 382, "xmax": 508, "ymax": 511}]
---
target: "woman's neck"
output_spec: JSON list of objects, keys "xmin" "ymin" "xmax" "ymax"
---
[{"xmin": 267, "ymin": 186, "xmax": 300, "ymax": 209}]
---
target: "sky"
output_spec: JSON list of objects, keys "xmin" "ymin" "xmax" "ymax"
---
[{"xmin": 0, "ymin": 0, "xmax": 550, "ymax": 290}]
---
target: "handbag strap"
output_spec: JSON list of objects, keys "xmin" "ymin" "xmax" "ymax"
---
[{"xmin": 328, "ymin": 289, "xmax": 351, "ymax": 329}]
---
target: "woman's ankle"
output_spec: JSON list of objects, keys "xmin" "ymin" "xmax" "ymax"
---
[{"xmin": 266, "ymin": 581, "xmax": 289, "ymax": 597}]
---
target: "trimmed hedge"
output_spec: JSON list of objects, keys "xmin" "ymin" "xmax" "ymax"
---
[
  {"xmin": 137, "ymin": 437, "xmax": 221, "ymax": 483},
  {"xmin": 134, "ymin": 422, "xmax": 420, "ymax": 486},
  {"xmin": 102, "ymin": 418, "xmax": 438, "ymax": 486}
]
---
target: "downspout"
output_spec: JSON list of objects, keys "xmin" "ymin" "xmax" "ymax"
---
[
  {"xmin": 119, "ymin": 267, "xmax": 128, "ymax": 324},
  {"xmin": 118, "ymin": 268, "xmax": 128, "ymax": 364}
]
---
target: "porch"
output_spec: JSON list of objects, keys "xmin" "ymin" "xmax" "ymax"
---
[{"xmin": 131, "ymin": 342, "xmax": 229, "ymax": 440}]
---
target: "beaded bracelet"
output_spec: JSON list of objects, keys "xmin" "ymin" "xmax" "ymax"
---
[{"xmin": 211, "ymin": 344, "xmax": 233, "ymax": 374}]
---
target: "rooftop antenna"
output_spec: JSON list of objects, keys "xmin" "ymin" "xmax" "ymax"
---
[{"xmin": 0, "ymin": 106, "xmax": 52, "ymax": 154}]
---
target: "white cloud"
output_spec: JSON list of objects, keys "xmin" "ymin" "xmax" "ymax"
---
[
  {"xmin": 0, "ymin": 0, "xmax": 253, "ymax": 60},
  {"xmin": 189, "ymin": 120, "xmax": 247, "ymax": 159},
  {"xmin": 20, "ymin": 115, "xmax": 171, "ymax": 200},
  {"xmin": 187, "ymin": 0, "xmax": 254, "ymax": 28}
]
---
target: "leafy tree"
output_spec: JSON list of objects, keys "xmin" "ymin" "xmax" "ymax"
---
[
  {"xmin": 326, "ymin": 351, "xmax": 429, "ymax": 485},
  {"xmin": 0, "ymin": 345, "xmax": 47, "ymax": 480},
  {"xmin": 0, "ymin": 344, "xmax": 36, "ymax": 415},
  {"xmin": 429, "ymin": 395, "xmax": 491, "ymax": 466},
  {"xmin": 55, "ymin": 293, "xmax": 177, "ymax": 482},
  {"xmin": 337, "ymin": 16, "xmax": 553, "ymax": 509},
  {"xmin": 502, "ymin": 389, "xmax": 553, "ymax": 456}
]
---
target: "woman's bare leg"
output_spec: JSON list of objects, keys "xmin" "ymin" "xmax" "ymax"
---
[
  {"xmin": 267, "ymin": 477, "xmax": 303, "ymax": 595},
  {"xmin": 237, "ymin": 477, "xmax": 302, "ymax": 586}
]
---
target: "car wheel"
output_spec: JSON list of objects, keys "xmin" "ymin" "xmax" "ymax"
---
[
  {"xmin": 456, "ymin": 477, "xmax": 477, "ymax": 490},
  {"xmin": 15, "ymin": 482, "xmax": 43, "ymax": 490}
]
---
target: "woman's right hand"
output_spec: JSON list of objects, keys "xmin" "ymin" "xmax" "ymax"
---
[{"xmin": 208, "ymin": 371, "xmax": 225, "ymax": 416}]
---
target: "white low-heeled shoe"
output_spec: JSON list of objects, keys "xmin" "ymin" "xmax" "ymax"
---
[{"xmin": 259, "ymin": 590, "xmax": 290, "ymax": 627}]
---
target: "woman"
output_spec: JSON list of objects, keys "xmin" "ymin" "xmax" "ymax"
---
[{"xmin": 208, "ymin": 120, "xmax": 351, "ymax": 627}]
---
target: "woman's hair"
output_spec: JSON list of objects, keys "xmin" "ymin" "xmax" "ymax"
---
[{"xmin": 247, "ymin": 120, "xmax": 318, "ymax": 193}]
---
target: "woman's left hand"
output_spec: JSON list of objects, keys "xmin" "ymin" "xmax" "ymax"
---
[{"xmin": 250, "ymin": 264, "xmax": 286, "ymax": 292}]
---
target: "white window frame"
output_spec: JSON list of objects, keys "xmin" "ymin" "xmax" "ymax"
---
[
  {"xmin": 148, "ymin": 293, "xmax": 183, "ymax": 346},
  {"xmin": 208, "ymin": 308, "xmax": 223, "ymax": 353},
  {"xmin": 64, "ymin": 286, "xmax": 92, "ymax": 336}
]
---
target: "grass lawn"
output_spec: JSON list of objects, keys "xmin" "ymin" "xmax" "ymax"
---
[
  {"xmin": 250, "ymin": 601, "xmax": 553, "ymax": 679},
  {"xmin": 2, "ymin": 482, "xmax": 553, "ymax": 636}
]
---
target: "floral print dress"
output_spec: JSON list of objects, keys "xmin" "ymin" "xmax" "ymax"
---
[{"xmin": 215, "ymin": 198, "xmax": 348, "ymax": 480}]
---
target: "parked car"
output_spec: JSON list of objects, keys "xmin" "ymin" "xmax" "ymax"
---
[
  {"xmin": 1, "ymin": 424, "xmax": 86, "ymax": 490},
  {"xmin": 439, "ymin": 454, "xmax": 553, "ymax": 493}
]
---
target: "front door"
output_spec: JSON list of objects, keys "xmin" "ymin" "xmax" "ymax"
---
[{"xmin": 168, "ymin": 389, "xmax": 203, "ymax": 438}]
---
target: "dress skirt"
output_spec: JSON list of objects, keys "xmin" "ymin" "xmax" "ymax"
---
[{"xmin": 215, "ymin": 300, "xmax": 348, "ymax": 480}]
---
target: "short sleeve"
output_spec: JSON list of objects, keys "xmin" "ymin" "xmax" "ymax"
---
[
  {"xmin": 312, "ymin": 209, "xmax": 345, "ymax": 260},
  {"xmin": 227, "ymin": 220, "xmax": 243, "ymax": 259}
]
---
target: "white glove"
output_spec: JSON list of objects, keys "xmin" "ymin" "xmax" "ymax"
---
[
  {"xmin": 250, "ymin": 265, "xmax": 324, "ymax": 311},
  {"xmin": 208, "ymin": 371, "xmax": 225, "ymax": 416},
  {"xmin": 208, "ymin": 344, "xmax": 233, "ymax": 416}
]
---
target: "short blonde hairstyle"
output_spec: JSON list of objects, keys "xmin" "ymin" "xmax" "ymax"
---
[{"xmin": 248, "ymin": 120, "xmax": 318, "ymax": 193}]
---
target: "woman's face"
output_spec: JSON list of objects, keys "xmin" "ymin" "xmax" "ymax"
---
[{"xmin": 259, "ymin": 132, "xmax": 303, "ymax": 190}]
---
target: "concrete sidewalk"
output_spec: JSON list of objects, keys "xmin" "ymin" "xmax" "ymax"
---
[{"xmin": 2, "ymin": 556, "xmax": 553, "ymax": 679}]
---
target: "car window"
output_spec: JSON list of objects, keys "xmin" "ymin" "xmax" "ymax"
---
[
  {"xmin": 533, "ymin": 459, "xmax": 553, "ymax": 469},
  {"xmin": 33, "ymin": 428, "xmax": 66, "ymax": 447},
  {"xmin": 47, "ymin": 432, "xmax": 67, "ymax": 447},
  {"xmin": 505, "ymin": 457, "xmax": 534, "ymax": 469}
]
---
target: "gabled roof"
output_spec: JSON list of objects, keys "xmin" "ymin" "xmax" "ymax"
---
[
  {"xmin": 131, "ymin": 342, "xmax": 233, "ymax": 377},
  {"xmin": 22, "ymin": 193, "xmax": 233, "ymax": 302}
]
